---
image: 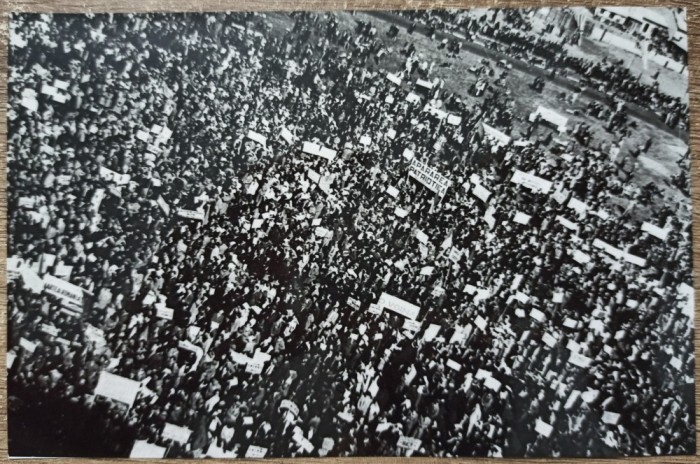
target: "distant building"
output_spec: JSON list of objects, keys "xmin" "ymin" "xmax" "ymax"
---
[{"xmin": 593, "ymin": 7, "xmax": 687, "ymax": 53}]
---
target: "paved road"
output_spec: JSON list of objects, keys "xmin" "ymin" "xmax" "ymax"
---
[{"xmin": 367, "ymin": 11, "xmax": 688, "ymax": 143}]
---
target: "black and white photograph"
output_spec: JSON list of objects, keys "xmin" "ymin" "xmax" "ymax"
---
[{"xmin": 6, "ymin": 6, "xmax": 695, "ymax": 459}]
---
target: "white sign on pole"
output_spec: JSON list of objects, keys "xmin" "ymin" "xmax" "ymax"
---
[
  {"xmin": 397, "ymin": 436, "xmax": 422, "ymax": 451},
  {"xmin": 99, "ymin": 166, "xmax": 131, "ymax": 185},
  {"xmin": 156, "ymin": 306, "xmax": 174, "ymax": 320},
  {"xmin": 280, "ymin": 399, "xmax": 299, "ymax": 416},
  {"xmin": 157, "ymin": 196, "xmax": 170, "ymax": 216},
  {"xmin": 386, "ymin": 73, "xmax": 402, "ymax": 85},
  {"xmin": 378, "ymin": 292, "xmax": 421, "ymax": 320},
  {"xmin": 386, "ymin": 186, "xmax": 399, "ymax": 198},
  {"xmin": 177, "ymin": 208, "xmax": 205, "ymax": 221},
  {"xmin": 510, "ymin": 170, "xmax": 553, "ymax": 193},
  {"xmin": 482, "ymin": 122, "xmax": 511, "ymax": 146},
  {"xmin": 247, "ymin": 130, "xmax": 267, "ymax": 147},
  {"xmin": 602, "ymin": 411, "xmax": 620, "ymax": 425},
  {"xmin": 529, "ymin": 105, "xmax": 568, "ymax": 133},
  {"xmin": 556, "ymin": 215, "xmax": 578, "ymax": 231},
  {"xmin": 280, "ymin": 127, "xmax": 295, "ymax": 144},
  {"xmin": 43, "ymin": 275, "xmax": 90, "ymax": 312},
  {"xmin": 162, "ymin": 423, "xmax": 192, "ymax": 444},
  {"xmin": 415, "ymin": 229, "xmax": 429, "ymax": 244},
  {"xmin": 423, "ymin": 324, "xmax": 441, "ymax": 341},
  {"xmin": 641, "ymin": 222, "xmax": 670, "ymax": 240},
  {"xmin": 568, "ymin": 352, "xmax": 593, "ymax": 368},
  {"xmin": 303, "ymin": 141, "xmax": 336, "ymax": 160},
  {"xmin": 472, "ymin": 183, "xmax": 491, "ymax": 202},
  {"xmin": 319, "ymin": 147, "xmax": 337, "ymax": 160},
  {"xmin": 447, "ymin": 114, "xmax": 462, "ymax": 126},
  {"xmin": 245, "ymin": 446, "xmax": 268, "ymax": 458},
  {"xmin": 94, "ymin": 371, "xmax": 141, "ymax": 407},
  {"xmin": 513, "ymin": 212, "xmax": 531, "ymax": 225},
  {"xmin": 535, "ymin": 419, "xmax": 554, "ymax": 438},
  {"xmin": 130, "ymin": 440, "xmax": 167, "ymax": 458}
]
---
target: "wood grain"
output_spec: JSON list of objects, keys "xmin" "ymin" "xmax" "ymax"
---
[{"xmin": 0, "ymin": 0, "xmax": 699, "ymax": 463}]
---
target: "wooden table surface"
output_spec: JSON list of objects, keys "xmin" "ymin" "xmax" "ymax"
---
[{"xmin": 0, "ymin": 0, "xmax": 698, "ymax": 462}]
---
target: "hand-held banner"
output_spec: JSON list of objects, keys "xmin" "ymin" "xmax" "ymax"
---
[{"xmin": 408, "ymin": 159, "xmax": 450, "ymax": 197}]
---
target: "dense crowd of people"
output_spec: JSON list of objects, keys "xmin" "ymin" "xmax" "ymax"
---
[
  {"xmin": 401, "ymin": 8, "xmax": 689, "ymax": 131},
  {"xmin": 7, "ymin": 9, "xmax": 695, "ymax": 458}
]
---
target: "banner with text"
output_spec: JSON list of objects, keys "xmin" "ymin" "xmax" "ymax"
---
[{"xmin": 408, "ymin": 159, "xmax": 451, "ymax": 196}]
